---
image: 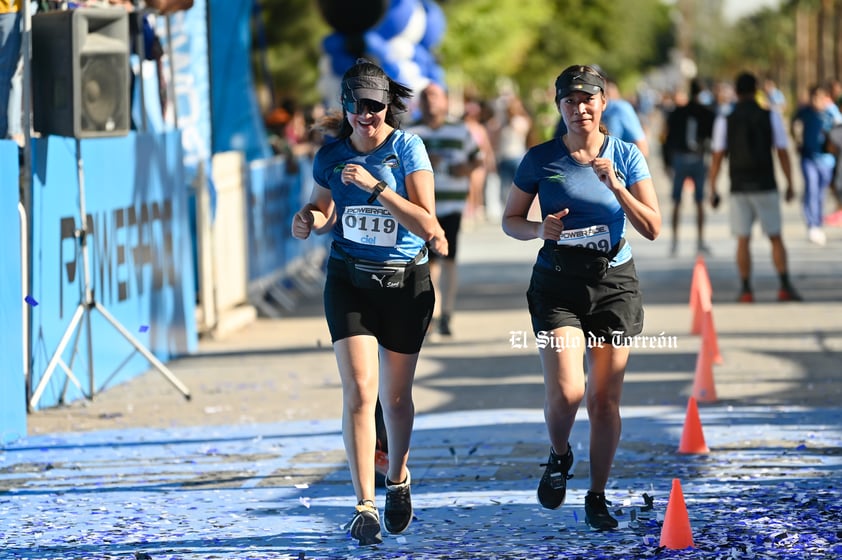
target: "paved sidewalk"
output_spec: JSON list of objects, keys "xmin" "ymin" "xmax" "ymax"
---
[{"xmin": 4, "ymin": 153, "xmax": 842, "ymax": 558}]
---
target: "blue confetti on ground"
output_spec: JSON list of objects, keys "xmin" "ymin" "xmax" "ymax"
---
[{"xmin": 1, "ymin": 407, "xmax": 840, "ymax": 559}]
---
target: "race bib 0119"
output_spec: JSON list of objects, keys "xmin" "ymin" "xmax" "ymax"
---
[{"xmin": 342, "ymin": 205, "xmax": 399, "ymax": 247}]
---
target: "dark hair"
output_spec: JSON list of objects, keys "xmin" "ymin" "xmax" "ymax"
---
[
  {"xmin": 735, "ymin": 72, "xmax": 757, "ymax": 96},
  {"xmin": 329, "ymin": 59, "xmax": 413, "ymax": 139}
]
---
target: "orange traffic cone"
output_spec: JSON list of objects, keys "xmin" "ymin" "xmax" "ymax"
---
[
  {"xmin": 692, "ymin": 334, "xmax": 718, "ymax": 403},
  {"xmin": 678, "ymin": 397, "xmax": 709, "ymax": 454},
  {"xmin": 689, "ymin": 256, "xmax": 712, "ymax": 335},
  {"xmin": 659, "ymin": 478, "xmax": 695, "ymax": 549},
  {"xmin": 701, "ymin": 309, "xmax": 723, "ymax": 365}
]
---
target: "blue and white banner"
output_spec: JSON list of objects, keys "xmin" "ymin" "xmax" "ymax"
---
[
  {"xmin": 27, "ymin": 132, "xmax": 197, "ymax": 409},
  {"xmin": 208, "ymin": 0, "xmax": 271, "ymax": 162},
  {"xmin": 246, "ymin": 156, "xmax": 326, "ymax": 284},
  {"xmin": 155, "ymin": 1, "xmax": 213, "ymax": 187}
]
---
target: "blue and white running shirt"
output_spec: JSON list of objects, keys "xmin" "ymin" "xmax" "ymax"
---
[
  {"xmin": 313, "ymin": 129, "xmax": 433, "ymax": 262},
  {"xmin": 513, "ymin": 135, "xmax": 651, "ymax": 269}
]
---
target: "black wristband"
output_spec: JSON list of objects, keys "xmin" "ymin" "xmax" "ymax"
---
[{"xmin": 367, "ymin": 181, "xmax": 387, "ymax": 204}]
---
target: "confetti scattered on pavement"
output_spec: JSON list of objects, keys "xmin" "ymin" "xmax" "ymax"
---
[{"xmin": 1, "ymin": 407, "xmax": 840, "ymax": 559}]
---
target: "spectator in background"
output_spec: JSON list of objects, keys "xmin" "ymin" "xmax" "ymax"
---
[
  {"xmin": 462, "ymin": 95, "xmax": 497, "ymax": 223},
  {"xmin": 824, "ymin": 116, "xmax": 842, "ymax": 226},
  {"xmin": 407, "ymin": 82, "xmax": 484, "ymax": 338},
  {"xmin": 662, "ymin": 78, "xmax": 715, "ymax": 256},
  {"xmin": 829, "ymin": 78, "xmax": 842, "ymax": 110},
  {"xmin": 713, "ymin": 80, "xmax": 736, "ymax": 117},
  {"xmin": 708, "ymin": 72, "xmax": 800, "ymax": 303},
  {"xmin": 601, "ymin": 77, "xmax": 650, "ymax": 158},
  {"xmin": 762, "ymin": 77, "xmax": 787, "ymax": 114},
  {"xmin": 790, "ymin": 83, "xmax": 842, "ymax": 246},
  {"xmin": 495, "ymin": 93, "xmax": 532, "ymax": 203},
  {"xmin": 0, "ymin": 0, "xmax": 21, "ymax": 141}
]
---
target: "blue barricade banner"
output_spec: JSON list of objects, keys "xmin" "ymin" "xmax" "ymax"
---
[
  {"xmin": 28, "ymin": 132, "xmax": 197, "ymax": 409},
  {"xmin": 0, "ymin": 140, "xmax": 26, "ymax": 441},
  {"xmin": 246, "ymin": 155, "xmax": 326, "ymax": 286},
  {"xmin": 247, "ymin": 156, "xmax": 293, "ymax": 282},
  {"xmin": 208, "ymin": 0, "xmax": 271, "ymax": 162}
]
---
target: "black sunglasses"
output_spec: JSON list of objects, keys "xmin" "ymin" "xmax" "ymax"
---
[{"xmin": 343, "ymin": 99, "xmax": 387, "ymax": 115}]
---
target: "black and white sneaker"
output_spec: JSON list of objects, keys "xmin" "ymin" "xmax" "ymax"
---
[
  {"xmin": 384, "ymin": 469, "xmax": 413, "ymax": 534},
  {"xmin": 346, "ymin": 500, "xmax": 382, "ymax": 546},
  {"xmin": 537, "ymin": 445, "xmax": 574, "ymax": 509},
  {"xmin": 585, "ymin": 491, "xmax": 619, "ymax": 530}
]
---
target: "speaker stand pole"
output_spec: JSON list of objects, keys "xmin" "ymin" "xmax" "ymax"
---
[
  {"xmin": 21, "ymin": 0, "xmax": 33, "ymax": 406},
  {"xmin": 28, "ymin": 139, "xmax": 191, "ymax": 411},
  {"xmin": 133, "ymin": 6, "xmax": 147, "ymax": 133}
]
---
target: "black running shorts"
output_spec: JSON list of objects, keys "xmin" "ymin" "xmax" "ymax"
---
[
  {"xmin": 324, "ymin": 256, "xmax": 435, "ymax": 354},
  {"xmin": 526, "ymin": 258, "xmax": 644, "ymax": 339},
  {"xmin": 429, "ymin": 212, "xmax": 462, "ymax": 262}
]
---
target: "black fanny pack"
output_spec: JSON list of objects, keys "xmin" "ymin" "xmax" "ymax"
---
[
  {"xmin": 549, "ymin": 239, "xmax": 625, "ymax": 282},
  {"xmin": 333, "ymin": 243, "xmax": 427, "ymax": 289}
]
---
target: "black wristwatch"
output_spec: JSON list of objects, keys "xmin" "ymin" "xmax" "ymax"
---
[{"xmin": 367, "ymin": 181, "xmax": 387, "ymax": 204}]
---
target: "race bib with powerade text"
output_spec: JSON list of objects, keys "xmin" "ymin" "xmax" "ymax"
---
[
  {"xmin": 342, "ymin": 206, "xmax": 399, "ymax": 247},
  {"xmin": 557, "ymin": 224, "xmax": 612, "ymax": 253}
]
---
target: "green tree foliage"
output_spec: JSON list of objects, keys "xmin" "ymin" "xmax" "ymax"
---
[
  {"xmin": 253, "ymin": 0, "xmax": 330, "ymax": 109},
  {"xmin": 707, "ymin": 6, "xmax": 796, "ymax": 86},
  {"xmin": 437, "ymin": 0, "xmax": 673, "ymax": 98},
  {"xmin": 252, "ymin": 0, "xmax": 800, "ymax": 117}
]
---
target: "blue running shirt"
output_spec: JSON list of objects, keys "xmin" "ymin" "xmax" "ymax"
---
[
  {"xmin": 313, "ymin": 129, "xmax": 433, "ymax": 262},
  {"xmin": 513, "ymin": 135, "xmax": 650, "ymax": 269}
]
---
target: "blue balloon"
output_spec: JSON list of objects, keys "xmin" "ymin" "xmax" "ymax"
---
[
  {"xmin": 412, "ymin": 43, "xmax": 434, "ymax": 68},
  {"xmin": 372, "ymin": 0, "xmax": 416, "ymax": 40},
  {"xmin": 322, "ymin": 32, "xmax": 345, "ymax": 55},
  {"xmin": 411, "ymin": 44, "xmax": 445, "ymax": 85},
  {"xmin": 420, "ymin": 0, "xmax": 446, "ymax": 49},
  {"xmin": 364, "ymin": 31, "xmax": 402, "ymax": 80},
  {"xmin": 330, "ymin": 52, "xmax": 358, "ymax": 77}
]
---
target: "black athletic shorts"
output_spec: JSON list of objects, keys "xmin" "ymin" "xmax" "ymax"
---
[
  {"xmin": 429, "ymin": 212, "xmax": 462, "ymax": 262},
  {"xmin": 324, "ymin": 256, "xmax": 435, "ymax": 354},
  {"xmin": 526, "ymin": 258, "xmax": 644, "ymax": 339}
]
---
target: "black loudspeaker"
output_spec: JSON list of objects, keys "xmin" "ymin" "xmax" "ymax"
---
[{"xmin": 32, "ymin": 8, "xmax": 130, "ymax": 138}]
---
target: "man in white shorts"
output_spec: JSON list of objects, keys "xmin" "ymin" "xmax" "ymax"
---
[{"xmin": 708, "ymin": 71, "xmax": 801, "ymax": 303}]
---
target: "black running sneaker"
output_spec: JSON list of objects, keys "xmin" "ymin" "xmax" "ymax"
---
[
  {"xmin": 584, "ymin": 491, "xmax": 619, "ymax": 530},
  {"xmin": 346, "ymin": 500, "xmax": 382, "ymax": 546},
  {"xmin": 537, "ymin": 445, "xmax": 574, "ymax": 509},
  {"xmin": 384, "ymin": 470, "xmax": 413, "ymax": 534}
]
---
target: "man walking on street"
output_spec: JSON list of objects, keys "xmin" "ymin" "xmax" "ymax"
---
[
  {"xmin": 407, "ymin": 82, "xmax": 484, "ymax": 337},
  {"xmin": 708, "ymin": 72, "xmax": 801, "ymax": 303},
  {"xmin": 662, "ymin": 79, "xmax": 715, "ymax": 256},
  {"xmin": 790, "ymin": 83, "xmax": 842, "ymax": 246}
]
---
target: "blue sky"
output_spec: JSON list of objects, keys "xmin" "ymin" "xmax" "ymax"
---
[{"xmin": 723, "ymin": 0, "xmax": 781, "ymax": 22}]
